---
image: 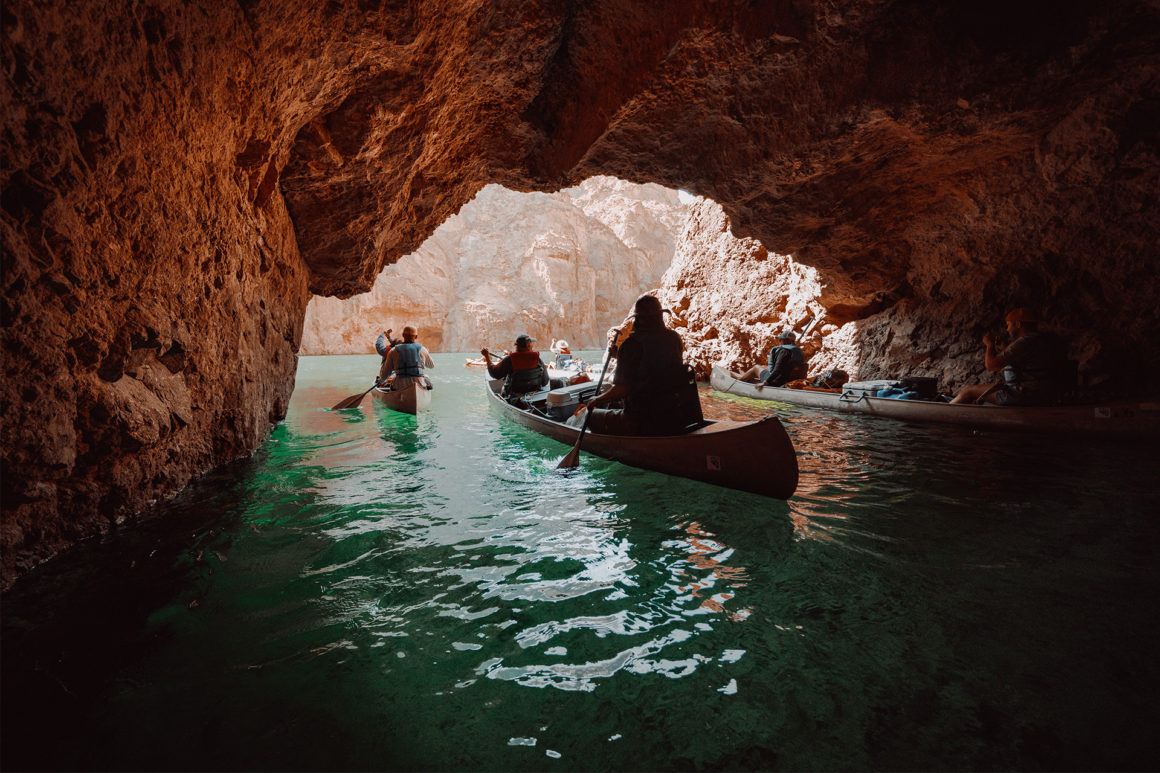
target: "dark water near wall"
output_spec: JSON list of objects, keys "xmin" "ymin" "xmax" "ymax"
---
[{"xmin": 4, "ymin": 353, "xmax": 1159, "ymax": 771}]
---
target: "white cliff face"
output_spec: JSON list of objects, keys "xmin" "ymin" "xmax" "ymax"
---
[
  {"xmin": 656, "ymin": 198, "xmax": 829, "ymax": 378},
  {"xmin": 299, "ymin": 176, "xmax": 691, "ymax": 354}
]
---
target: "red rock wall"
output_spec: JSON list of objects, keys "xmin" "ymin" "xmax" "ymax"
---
[{"xmin": 4, "ymin": 0, "xmax": 1159, "ymax": 586}]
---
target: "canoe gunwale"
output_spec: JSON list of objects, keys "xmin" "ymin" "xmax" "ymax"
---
[{"xmin": 709, "ymin": 365, "xmax": 1159, "ymax": 436}]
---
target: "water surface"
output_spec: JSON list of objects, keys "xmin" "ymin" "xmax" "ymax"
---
[{"xmin": 4, "ymin": 353, "xmax": 1158, "ymax": 770}]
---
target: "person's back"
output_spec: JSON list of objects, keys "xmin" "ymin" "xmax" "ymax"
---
[
  {"xmin": 766, "ymin": 343, "xmax": 807, "ymax": 386},
  {"xmin": 505, "ymin": 349, "xmax": 548, "ymax": 395},
  {"xmin": 620, "ymin": 327, "xmax": 700, "ymax": 434},
  {"xmin": 584, "ymin": 294, "xmax": 702, "ymax": 436},
  {"xmin": 380, "ymin": 326, "xmax": 434, "ymax": 390},
  {"xmin": 485, "ymin": 334, "xmax": 549, "ymax": 396}
]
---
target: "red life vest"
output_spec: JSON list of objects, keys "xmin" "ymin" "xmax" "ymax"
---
[
  {"xmin": 509, "ymin": 350, "xmax": 542, "ymax": 371},
  {"xmin": 504, "ymin": 350, "xmax": 546, "ymax": 394}
]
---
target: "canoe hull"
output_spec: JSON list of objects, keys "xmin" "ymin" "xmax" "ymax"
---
[
  {"xmin": 710, "ymin": 366, "xmax": 1160, "ymax": 436},
  {"xmin": 373, "ymin": 383, "xmax": 432, "ymax": 415},
  {"xmin": 487, "ymin": 379, "xmax": 798, "ymax": 500}
]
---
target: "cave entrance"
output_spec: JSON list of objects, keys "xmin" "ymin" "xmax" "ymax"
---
[
  {"xmin": 299, "ymin": 177, "xmax": 699, "ymax": 356},
  {"xmin": 296, "ymin": 177, "xmax": 861, "ymax": 386}
]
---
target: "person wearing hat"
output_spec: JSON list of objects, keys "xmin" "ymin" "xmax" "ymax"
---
[
  {"xmin": 731, "ymin": 329, "xmax": 808, "ymax": 389},
  {"xmin": 482, "ymin": 334, "xmax": 553, "ymax": 396},
  {"xmin": 549, "ymin": 338, "xmax": 573, "ymax": 369},
  {"xmin": 950, "ymin": 307, "xmax": 1070, "ymax": 404},
  {"xmin": 580, "ymin": 293, "xmax": 702, "ymax": 435},
  {"xmin": 378, "ymin": 325, "xmax": 435, "ymax": 390}
]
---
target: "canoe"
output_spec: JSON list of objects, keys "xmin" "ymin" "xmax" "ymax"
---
[
  {"xmin": 710, "ymin": 365, "xmax": 1160, "ymax": 436},
  {"xmin": 486, "ymin": 378, "xmax": 799, "ymax": 500},
  {"xmin": 373, "ymin": 382, "xmax": 432, "ymax": 415}
]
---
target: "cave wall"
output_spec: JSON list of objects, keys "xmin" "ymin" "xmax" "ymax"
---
[{"xmin": 4, "ymin": 0, "xmax": 1159, "ymax": 586}]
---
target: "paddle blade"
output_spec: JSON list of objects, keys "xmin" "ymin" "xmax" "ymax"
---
[
  {"xmin": 557, "ymin": 445, "xmax": 581, "ymax": 469},
  {"xmin": 331, "ymin": 391, "xmax": 367, "ymax": 410}
]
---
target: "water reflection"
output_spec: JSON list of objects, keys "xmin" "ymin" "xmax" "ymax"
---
[{"xmin": 2, "ymin": 355, "xmax": 1158, "ymax": 772}]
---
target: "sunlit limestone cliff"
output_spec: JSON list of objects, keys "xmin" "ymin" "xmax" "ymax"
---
[{"xmin": 300, "ymin": 177, "xmax": 690, "ymax": 353}]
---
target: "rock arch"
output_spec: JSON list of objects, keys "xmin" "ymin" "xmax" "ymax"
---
[{"xmin": 3, "ymin": 0, "xmax": 1159, "ymax": 585}]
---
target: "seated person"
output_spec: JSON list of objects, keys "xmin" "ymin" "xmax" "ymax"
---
[
  {"xmin": 951, "ymin": 307, "xmax": 1070, "ymax": 405},
  {"xmin": 582, "ymin": 294, "xmax": 702, "ymax": 436},
  {"xmin": 378, "ymin": 326, "xmax": 435, "ymax": 390},
  {"xmin": 732, "ymin": 330, "xmax": 808, "ymax": 388},
  {"xmin": 482, "ymin": 334, "xmax": 557, "ymax": 395},
  {"xmin": 375, "ymin": 328, "xmax": 402, "ymax": 357},
  {"xmin": 550, "ymin": 338, "xmax": 573, "ymax": 369}
]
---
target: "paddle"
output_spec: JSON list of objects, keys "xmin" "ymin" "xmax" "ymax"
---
[
  {"xmin": 557, "ymin": 344, "xmax": 615, "ymax": 469},
  {"xmin": 332, "ymin": 381, "xmax": 378, "ymax": 410}
]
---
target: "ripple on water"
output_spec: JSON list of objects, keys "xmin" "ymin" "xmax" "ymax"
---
[{"xmin": 3, "ymin": 355, "xmax": 1159, "ymax": 772}]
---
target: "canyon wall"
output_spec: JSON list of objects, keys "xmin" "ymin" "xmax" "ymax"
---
[
  {"xmin": 4, "ymin": 0, "xmax": 1159, "ymax": 586},
  {"xmin": 299, "ymin": 176, "xmax": 690, "ymax": 354}
]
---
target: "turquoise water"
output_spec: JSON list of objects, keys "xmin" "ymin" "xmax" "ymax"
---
[{"xmin": 4, "ymin": 352, "xmax": 1159, "ymax": 771}]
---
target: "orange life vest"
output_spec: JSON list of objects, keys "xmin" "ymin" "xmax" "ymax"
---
[
  {"xmin": 505, "ymin": 350, "xmax": 546, "ymax": 394},
  {"xmin": 509, "ymin": 350, "xmax": 542, "ymax": 371}
]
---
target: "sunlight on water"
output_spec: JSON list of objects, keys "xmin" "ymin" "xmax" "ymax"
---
[{"xmin": 4, "ymin": 353, "xmax": 1159, "ymax": 771}]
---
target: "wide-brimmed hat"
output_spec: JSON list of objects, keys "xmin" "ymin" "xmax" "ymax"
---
[{"xmin": 776, "ymin": 330, "xmax": 796, "ymax": 342}]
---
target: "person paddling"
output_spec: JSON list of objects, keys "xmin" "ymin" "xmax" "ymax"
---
[
  {"xmin": 482, "ymin": 334, "xmax": 556, "ymax": 395},
  {"xmin": 579, "ymin": 294, "xmax": 701, "ymax": 436},
  {"xmin": 379, "ymin": 326, "xmax": 435, "ymax": 391}
]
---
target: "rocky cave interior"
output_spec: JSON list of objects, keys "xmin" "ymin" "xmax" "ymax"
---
[{"xmin": 2, "ymin": 0, "xmax": 1158, "ymax": 587}]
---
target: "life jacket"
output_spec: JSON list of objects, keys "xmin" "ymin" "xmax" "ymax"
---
[
  {"xmin": 505, "ymin": 350, "xmax": 547, "ymax": 394},
  {"xmin": 766, "ymin": 344, "xmax": 807, "ymax": 386},
  {"xmin": 393, "ymin": 342, "xmax": 424, "ymax": 377}
]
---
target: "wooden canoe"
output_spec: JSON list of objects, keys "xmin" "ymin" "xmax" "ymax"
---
[
  {"xmin": 373, "ymin": 382, "xmax": 432, "ymax": 415},
  {"xmin": 710, "ymin": 365, "xmax": 1160, "ymax": 436},
  {"xmin": 486, "ymin": 378, "xmax": 799, "ymax": 500}
]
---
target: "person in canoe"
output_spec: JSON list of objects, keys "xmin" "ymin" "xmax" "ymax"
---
[
  {"xmin": 579, "ymin": 293, "xmax": 702, "ymax": 435},
  {"xmin": 549, "ymin": 338, "xmax": 574, "ymax": 369},
  {"xmin": 375, "ymin": 328, "xmax": 402, "ymax": 358},
  {"xmin": 481, "ymin": 334, "xmax": 560, "ymax": 396},
  {"xmin": 950, "ymin": 307, "xmax": 1071, "ymax": 405},
  {"xmin": 378, "ymin": 325, "xmax": 435, "ymax": 390},
  {"xmin": 730, "ymin": 330, "xmax": 808, "ymax": 389}
]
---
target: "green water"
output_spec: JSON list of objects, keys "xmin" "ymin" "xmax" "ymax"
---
[{"xmin": 4, "ymin": 353, "xmax": 1159, "ymax": 771}]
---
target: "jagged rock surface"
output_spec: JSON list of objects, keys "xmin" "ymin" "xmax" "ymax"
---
[
  {"xmin": 4, "ymin": 0, "xmax": 1159, "ymax": 586},
  {"xmin": 300, "ymin": 177, "xmax": 689, "ymax": 354}
]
